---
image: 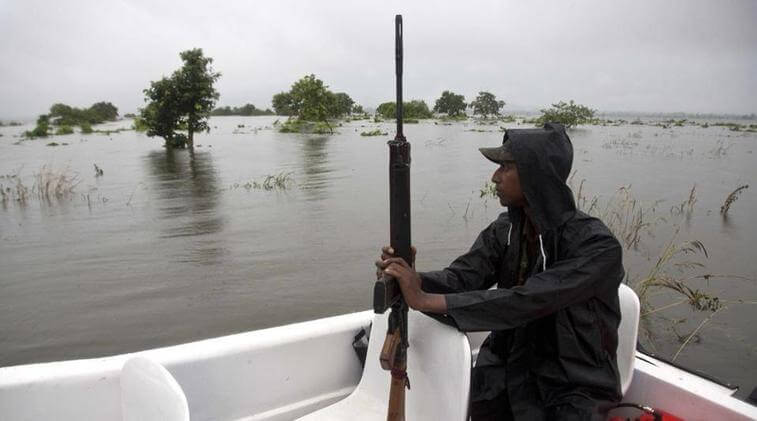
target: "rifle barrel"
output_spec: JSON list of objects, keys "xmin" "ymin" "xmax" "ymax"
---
[{"xmin": 395, "ymin": 14, "xmax": 404, "ymax": 142}]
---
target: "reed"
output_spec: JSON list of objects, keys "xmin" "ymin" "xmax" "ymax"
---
[
  {"xmin": 230, "ymin": 172, "xmax": 295, "ymax": 192},
  {"xmin": 33, "ymin": 165, "xmax": 81, "ymax": 201},
  {"xmin": 479, "ymin": 181, "xmax": 496, "ymax": 198},
  {"xmin": 720, "ymin": 184, "xmax": 748, "ymax": 215}
]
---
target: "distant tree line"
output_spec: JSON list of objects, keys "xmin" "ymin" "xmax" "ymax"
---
[{"xmin": 211, "ymin": 104, "xmax": 274, "ymax": 116}]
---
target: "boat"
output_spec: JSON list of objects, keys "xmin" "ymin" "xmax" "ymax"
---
[{"xmin": 1, "ymin": 284, "xmax": 755, "ymax": 420}]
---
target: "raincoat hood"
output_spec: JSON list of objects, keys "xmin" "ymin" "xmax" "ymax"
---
[{"xmin": 506, "ymin": 123, "xmax": 576, "ymax": 232}]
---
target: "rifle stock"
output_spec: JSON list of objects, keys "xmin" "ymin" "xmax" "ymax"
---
[{"xmin": 372, "ymin": 14, "xmax": 411, "ymax": 421}]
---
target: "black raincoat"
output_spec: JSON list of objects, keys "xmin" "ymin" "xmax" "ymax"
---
[{"xmin": 420, "ymin": 123, "xmax": 624, "ymax": 419}]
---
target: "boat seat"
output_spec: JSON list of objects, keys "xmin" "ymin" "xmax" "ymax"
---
[
  {"xmin": 121, "ymin": 356, "xmax": 190, "ymax": 421},
  {"xmin": 618, "ymin": 283, "xmax": 641, "ymax": 395},
  {"xmin": 299, "ymin": 310, "xmax": 471, "ymax": 421}
]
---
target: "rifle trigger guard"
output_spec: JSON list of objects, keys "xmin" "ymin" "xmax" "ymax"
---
[{"xmin": 391, "ymin": 368, "xmax": 411, "ymax": 390}]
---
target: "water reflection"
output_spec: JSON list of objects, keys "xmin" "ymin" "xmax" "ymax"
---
[
  {"xmin": 299, "ymin": 136, "xmax": 333, "ymax": 202},
  {"xmin": 144, "ymin": 149, "xmax": 226, "ymax": 265}
]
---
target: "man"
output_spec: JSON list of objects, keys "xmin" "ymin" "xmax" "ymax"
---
[{"xmin": 377, "ymin": 123, "xmax": 624, "ymax": 420}]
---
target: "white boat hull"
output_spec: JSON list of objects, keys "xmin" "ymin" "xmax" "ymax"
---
[{"xmin": 1, "ymin": 310, "xmax": 755, "ymax": 420}]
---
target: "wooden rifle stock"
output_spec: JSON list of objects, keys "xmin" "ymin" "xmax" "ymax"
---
[{"xmin": 372, "ymin": 14, "xmax": 411, "ymax": 421}]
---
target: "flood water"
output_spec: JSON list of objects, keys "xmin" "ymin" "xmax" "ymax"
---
[{"xmin": 1, "ymin": 116, "xmax": 756, "ymax": 398}]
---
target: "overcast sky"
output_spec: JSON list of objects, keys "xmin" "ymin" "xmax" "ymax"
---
[{"xmin": 1, "ymin": 0, "xmax": 756, "ymax": 120}]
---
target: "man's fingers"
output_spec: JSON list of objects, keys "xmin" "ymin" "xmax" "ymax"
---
[
  {"xmin": 383, "ymin": 257, "xmax": 410, "ymax": 268},
  {"xmin": 383, "ymin": 262, "xmax": 406, "ymax": 279}
]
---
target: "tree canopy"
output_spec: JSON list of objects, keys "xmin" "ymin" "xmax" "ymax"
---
[
  {"xmin": 376, "ymin": 100, "xmax": 433, "ymax": 120},
  {"xmin": 537, "ymin": 100, "xmax": 596, "ymax": 128},
  {"xmin": 271, "ymin": 75, "xmax": 355, "ymax": 121},
  {"xmin": 140, "ymin": 48, "xmax": 221, "ymax": 148},
  {"xmin": 272, "ymin": 92, "xmax": 294, "ymax": 116},
  {"xmin": 433, "ymin": 91, "xmax": 467, "ymax": 117},
  {"xmin": 471, "ymin": 92, "xmax": 505, "ymax": 118},
  {"xmin": 48, "ymin": 101, "xmax": 119, "ymax": 126}
]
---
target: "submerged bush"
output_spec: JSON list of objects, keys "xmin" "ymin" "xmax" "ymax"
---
[
  {"xmin": 55, "ymin": 125, "xmax": 74, "ymax": 135},
  {"xmin": 360, "ymin": 129, "xmax": 387, "ymax": 137},
  {"xmin": 536, "ymin": 100, "xmax": 595, "ymax": 128},
  {"xmin": 279, "ymin": 119, "xmax": 334, "ymax": 134}
]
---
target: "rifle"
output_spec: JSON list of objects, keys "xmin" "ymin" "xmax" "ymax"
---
[{"xmin": 373, "ymin": 14, "xmax": 411, "ymax": 421}]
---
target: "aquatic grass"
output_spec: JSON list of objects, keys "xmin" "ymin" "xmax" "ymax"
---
[
  {"xmin": 575, "ymin": 184, "xmax": 660, "ymax": 250},
  {"xmin": 0, "ymin": 177, "xmax": 31, "ymax": 205},
  {"xmin": 360, "ymin": 129, "xmax": 387, "ymax": 137},
  {"xmin": 720, "ymin": 184, "xmax": 748, "ymax": 215},
  {"xmin": 279, "ymin": 119, "xmax": 334, "ymax": 134},
  {"xmin": 0, "ymin": 165, "xmax": 80, "ymax": 205},
  {"xmin": 34, "ymin": 165, "xmax": 81, "ymax": 202},
  {"xmin": 230, "ymin": 172, "xmax": 295, "ymax": 192},
  {"xmin": 479, "ymin": 181, "xmax": 496, "ymax": 198},
  {"xmin": 670, "ymin": 184, "xmax": 697, "ymax": 216},
  {"xmin": 93, "ymin": 127, "xmax": 131, "ymax": 135},
  {"xmin": 708, "ymin": 140, "xmax": 732, "ymax": 158},
  {"xmin": 671, "ymin": 306, "xmax": 724, "ymax": 361}
]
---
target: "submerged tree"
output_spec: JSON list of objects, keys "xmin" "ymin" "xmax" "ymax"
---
[
  {"xmin": 140, "ymin": 48, "xmax": 221, "ymax": 148},
  {"xmin": 471, "ymin": 91, "xmax": 505, "ymax": 118},
  {"xmin": 376, "ymin": 100, "xmax": 432, "ymax": 120},
  {"xmin": 433, "ymin": 91, "xmax": 467, "ymax": 117},
  {"xmin": 538, "ymin": 100, "xmax": 596, "ymax": 128},
  {"xmin": 289, "ymin": 74, "xmax": 333, "ymax": 122},
  {"xmin": 273, "ymin": 75, "xmax": 355, "ymax": 121}
]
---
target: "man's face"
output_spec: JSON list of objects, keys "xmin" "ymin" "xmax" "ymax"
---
[{"xmin": 491, "ymin": 161, "xmax": 526, "ymax": 208}]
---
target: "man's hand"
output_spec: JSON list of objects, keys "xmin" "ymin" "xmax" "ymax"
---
[{"xmin": 375, "ymin": 246, "xmax": 447, "ymax": 314}]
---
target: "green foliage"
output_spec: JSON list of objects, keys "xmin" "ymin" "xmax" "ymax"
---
[
  {"xmin": 290, "ymin": 74, "xmax": 334, "ymax": 121},
  {"xmin": 88, "ymin": 102, "xmax": 119, "ymax": 122},
  {"xmin": 211, "ymin": 104, "xmax": 274, "ymax": 116},
  {"xmin": 48, "ymin": 102, "xmax": 119, "ymax": 126},
  {"xmin": 352, "ymin": 104, "xmax": 364, "ymax": 114},
  {"xmin": 79, "ymin": 122, "xmax": 93, "ymax": 134},
  {"xmin": 376, "ymin": 100, "xmax": 433, "ymax": 120},
  {"xmin": 376, "ymin": 102, "xmax": 395, "ymax": 119},
  {"xmin": 124, "ymin": 113, "xmax": 137, "ymax": 118},
  {"xmin": 471, "ymin": 91, "xmax": 505, "ymax": 118},
  {"xmin": 140, "ymin": 48, "xmax": 221, "ymax": 148},
  {"xmin": 55, "ymin": 125, "xmax": 74, "ymax": 135},
  {"xmin": 272, "ymin": 92, "xmax": 294, "ymax": 116},
  {"xmin": 537, "ymin": 100, "xmax": 596, "ymax": 128},
  {"xmin": 273, "ymin": 76, "xmax": 355, "ymax": 122},
  {"xmin": 433, "ymin": 91, "xmax": 467, "ymax": 117},
  {"xmin": 24, "ymin": 115, "xmax": 50, "ymax": 138},
  {"xmin": 132, "ymin": 116, "xmax": 149, "ymax": 132},
  {"xmin": 333, "ymin": 92, "xmax": 354, "ymax": 117},
  {"xmin": 278, "ymin": 119, "xmax": 333, "ymax": 134}
]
